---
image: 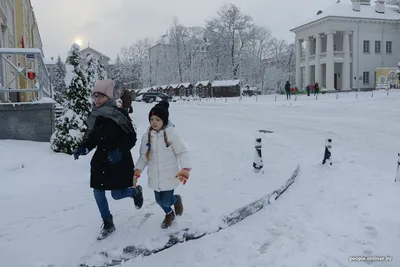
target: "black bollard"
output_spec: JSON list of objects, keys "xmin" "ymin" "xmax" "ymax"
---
[
  {"xmin": 322, "ymin": 138, "xmax": 332, "ymax": 165},
  {"xmin": 396, "ymin": 153, "xmax": 400, "ymax": 182},
  {"xmin": 253, "ymin": 136, "xmax": 263, "ymax": 173}
]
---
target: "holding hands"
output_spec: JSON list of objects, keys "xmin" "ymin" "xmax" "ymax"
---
[{"xmin": 133, "ymin": 169, "xmax": 141, "ymax": 187}]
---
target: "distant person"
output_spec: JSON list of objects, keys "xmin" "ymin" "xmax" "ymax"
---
[
  {"xmin": 314, "ymin": 82, "xmax": 320, "ymax": 96},
  {"xmin": 120, "ymin": 89, "xmax": 132, "ymax": 113},
  {"xmin": 285, "ymin": 81, "xmax": 291, "ymax": 99},
  {"xmin": 73, "ymin": 79, "xmax": 143, "ymax": 240},
  {"xmin": 134, "ymin": 101, "xmax": 191, "ymax": 229},
  {"xmin": 306, "ymin": 84, "xmax": 311, "ymax": 96}
]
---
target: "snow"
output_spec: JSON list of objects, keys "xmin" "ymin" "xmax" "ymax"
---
[
  {"xmin": 64, "ymin": 64, "xmax": 75, "ymax": 86},
  {"xmin": 1, "ymin": 90, "xmax": 400, "ymax": 266},
  {"xmin": 168, "ymin": 83, "xmax": 180, "ymax": 89},
  {"xmin": 35, "ymin": 97, "xmax": 56, "ymax": 103},
  {"xmin": 211, "ymin": 79, "xmax": 240, "ymax": 87},
  {"xmin": 178, "ymin": 82, "xmax": 192, "ymax": 88},
  {"xmin": 139, "ymin": 87, "xmax": 152, "ymax": 94},
  {"xmin": 195, "ymin": 80, "xmax": 211, "ymax": 87},
  {"xmin": 0, "ymin": 48, "xmax": 42, "ymax": 54},
  {"xmin": 42, "ymin": 57, "xmax": 56, "ymax": 65},
  {"xmin": 292, "ymin": 2, "xmax": 400, "ymax": 31}
]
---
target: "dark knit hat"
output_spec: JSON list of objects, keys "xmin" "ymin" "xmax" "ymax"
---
[{"xmin": 149, "ymin": 101, "xmax": 170, "ymax": 126}]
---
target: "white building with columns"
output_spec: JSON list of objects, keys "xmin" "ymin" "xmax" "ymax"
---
[{"xmin": 290, "ymin": 0, "xmax": 400, "ymax": 91}]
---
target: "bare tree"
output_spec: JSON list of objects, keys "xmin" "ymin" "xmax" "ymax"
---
[
  {"xmin": 205, "ymin": 4, "xmax": 256, "ymax": 79},
  {"xmin": 114, "ymin": 3, "xmax": 294, "ymax": 93}
]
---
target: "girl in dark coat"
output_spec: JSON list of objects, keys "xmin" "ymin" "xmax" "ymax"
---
[{"xmin": 73, "ymin": 79, "xmax": 143, "ymax": 240}]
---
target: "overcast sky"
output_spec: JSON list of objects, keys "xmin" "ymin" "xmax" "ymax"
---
[{"xmin": 31, "ymin": 0, "xmax": 336, "ymax": 60}]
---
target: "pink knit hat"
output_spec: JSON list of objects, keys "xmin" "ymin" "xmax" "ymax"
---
[{"xmin": 92, "ymin": 79, "xmax": 115, "ymax": 99}]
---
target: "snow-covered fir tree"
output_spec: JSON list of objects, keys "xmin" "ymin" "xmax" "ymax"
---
[
  {"xmin": 97, "ymin": 55, "xmax": 106, "ymax": 80},
  {"xmin": 50, "ymin": 44, "xmax": 90, "ymax": 154},
  {"xmin": 85, "ymin": 54, "xmax": 99, "ymax": 90},
  {"xmin": 64, "ymin": 44, "xmax": 90, "ymax": 117},
  {"xmin": 52, "ymin": 56, "xmax": 67, "ymax": 104},
  {"xmin": 111, "ymin": 55, "xmax": 125, "ymax": 88}
]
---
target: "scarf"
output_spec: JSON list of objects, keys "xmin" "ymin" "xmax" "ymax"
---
[{"xmin": 86, "ymin": 99, "xmax": 134, "ymax": 135}]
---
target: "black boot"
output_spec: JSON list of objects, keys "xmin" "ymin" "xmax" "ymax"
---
[
  {"xmin": 97, "ymin": 215, "xmax": 116, "ymax": 240},
  {"xmin": 133, "ymin": 185, "xmax": 143, "ymax": 209}
]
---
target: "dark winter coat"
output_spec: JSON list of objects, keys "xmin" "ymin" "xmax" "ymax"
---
[
  {"xmin": 314, "ymin": 83, "xmax": 319, "ymax": 93},
  {"xmin": 121, "ymin": 90, "xmax": 132, "ymax": 109},
  {"xmin": 80, "ymin": 108, "xmax": 137, "ymax": 190},
  {"xmin": 284, "ymin": 82, "xmax": 291, "ymax": 92}
]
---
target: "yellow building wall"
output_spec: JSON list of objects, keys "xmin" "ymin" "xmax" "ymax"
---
[{"xmin": 14, "ymin": 0, "xmax": 43, "ymax": 101}]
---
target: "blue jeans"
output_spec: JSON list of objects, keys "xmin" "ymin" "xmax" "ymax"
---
[
  {"xmin": 93, "ymin": 188, "xmax": 136, "ymax": 219},
  {"xmin": 154, "ymin": 190, "xmax": 178, "ymax": 214}
]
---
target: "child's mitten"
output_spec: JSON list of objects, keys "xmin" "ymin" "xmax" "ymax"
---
[{"xmin": 176, "ymin": 168, "xmax": 190, "ymax": 185}]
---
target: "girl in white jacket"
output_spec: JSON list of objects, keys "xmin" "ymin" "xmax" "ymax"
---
[{"xmin": 134, "ymin": 101, "xmax": 191, "ymax": 228}]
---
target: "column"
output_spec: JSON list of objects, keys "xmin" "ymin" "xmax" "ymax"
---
[
  {"xmin": 305, "ymin": 37, "xmax": 311, "ymax": 87},
  {"xmin": 0, "ymin": 31, "xmax": 6, "ymax": 101},
  {"xmin": 295, "ymin": 38, "xmax": 301, "ymax": 88},
  {"xmin": 326, "ymin": 31, "xmax": 335, "ymax": 90},
  {"xmin": 352, "ymin": 30, "xmax": 359, "ymax": 90},
  {"xmin": 314, "ymin": 34, "xmax": 322, "ymax": 85},
  {"xmin": 342, "ymin": 31, "xmax": 351, "ymax": 90}
]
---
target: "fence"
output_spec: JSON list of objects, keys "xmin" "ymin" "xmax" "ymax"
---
[{"xmin": 0, "ymin": 48, "xmax": 52, "ymax": 102}]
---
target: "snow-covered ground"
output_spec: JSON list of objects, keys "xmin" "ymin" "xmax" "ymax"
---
[{"xmin": 1, "ymin": 90, "xmax": 400, "ymax": 267}]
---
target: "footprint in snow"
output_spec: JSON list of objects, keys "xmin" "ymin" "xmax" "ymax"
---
[{"xmin": 365, "ymin": 225, "xmax": 378, "ymax": 238}]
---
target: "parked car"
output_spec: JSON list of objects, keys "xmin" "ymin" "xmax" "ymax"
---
[{"xmin": 142, "ymin": 92, "xmax": 171, "ymax": 103}]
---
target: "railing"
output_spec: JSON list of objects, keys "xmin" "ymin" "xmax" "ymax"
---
[
  {"xmin": 0, "ymin": 48, "xmax": 53, "ymax": 101},
  {"xmin": 334, "ymin": 51, "xmax": 345, "ymax": 57}
]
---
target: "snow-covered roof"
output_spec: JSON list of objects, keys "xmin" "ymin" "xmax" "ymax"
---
[
  {"xmin": 151, "ymin": 86, "xmax": 158, "ymax": 90},
  {"xmin": 291, "ymin": 3, "xmax": 400, "ymax": 31},
  {"xmin": 159, "ymin": 85, "xmax": 169, "ymax": 89},
  {"xmin": 195, "ymin": 80, "xmax": 211, "ymax": 87},
  {"xmin": 178, "ymin": 82, "xmax": 192, "ymax": 88},
  {"xmin": 243, "ymin": 87, "xmax": 259, "ymax": 91},
  {"xmin": 43, "ymin": 57, "xmax": 56, "ymax": 65},
  {"xmin": 211, "ymin": 79, "xmax": 240, "ymax": 87},
  {"xmin": 168, "ymin": 84, "xmax": 180, "ymax": 89},
  {"xmin": 139, "ymin": 87, "xmax": 152, "ymax": 94},
  {"xmin": 80, "ymin": 47, "xmax": 110, "ymax": 61}
]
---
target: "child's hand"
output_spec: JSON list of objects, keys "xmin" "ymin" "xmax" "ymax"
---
[
  {"xmin": 133, "ymin": 169, "xmax": 141, "ymax": 187},
  {"xmin": 176, "ymin": 168, "xmax": 190, "ymax": 185}
]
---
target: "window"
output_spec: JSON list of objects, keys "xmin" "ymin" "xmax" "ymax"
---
[
  {"xmin": 363, "ymin": 71, "xmax": 369, "ymax": 84},
  {"xmin": 375, "ymin": 41, "xmax": 381, "ymax": 53},
  {"xmin": 363, "ymin": 40, "xmax": 370, "ymax": 53},
  {"xmin": 386, "ymin": 41, "xmax": 392, "ymax": 54}
]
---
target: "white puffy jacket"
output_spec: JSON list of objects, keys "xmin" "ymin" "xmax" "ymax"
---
[{"xmin": 135, "ymin": 124, "xmax": 191, "ymax": 191}]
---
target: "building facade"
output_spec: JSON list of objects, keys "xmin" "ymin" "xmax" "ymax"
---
[
  {"xmin": 80, "ymin": 46, "xmax": 113, "ymax": 78},
  {"xmin": 0, "ymin": 0, "xmax": 17, "ymax": 101},
  {"xmin": 44, "ymin": 47, "xmax": 114, "ymax": 89},
  {"xmin": 12, "ymin": 0, "xmax": 44, "ymax": 101},
  {"xmin": 290, "ymin": 0, "xmax": 400, "ymax": 91}
]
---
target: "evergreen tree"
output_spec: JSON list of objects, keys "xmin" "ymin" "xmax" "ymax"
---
[
  {"xmin": 50, "ymin": 44, "xmax": 90, "ymax": 154},
  {"xmin": 111, "ymin": 55, "xmax": 125, "ymax": 89},
  {"xmin": 97, "ymin": 55, "xmax": 106, "ymax": 80},
  {"xmin": 53, "ymin": 56, "xmax": 66, "ymax": 104},
  {"xmin": 64, "ymin": 44, "xmax": 90, "ymax": 117},
  {"xmin": 85, "ymin": 53, "xmax": 99, "ymax": 90}
]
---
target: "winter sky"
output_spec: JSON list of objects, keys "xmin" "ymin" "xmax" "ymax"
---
[{"xmin": 31, "ymin": 0, "xmax": 337, "ymax": 60}]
